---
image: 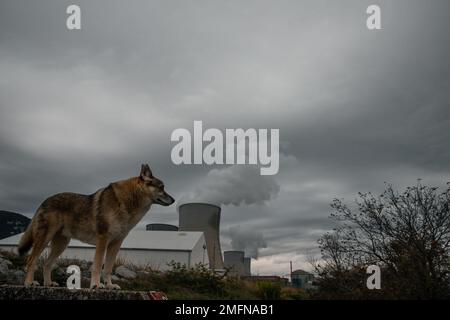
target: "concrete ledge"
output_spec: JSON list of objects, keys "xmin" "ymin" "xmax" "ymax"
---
[{"xmin": 0, "ymin": 285, "xmax": 167, "ymax": 300}]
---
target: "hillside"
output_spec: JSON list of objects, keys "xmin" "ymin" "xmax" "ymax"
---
[{"xmin": 0, "ymin": 211, "xmax": 31, "ymax": 240}]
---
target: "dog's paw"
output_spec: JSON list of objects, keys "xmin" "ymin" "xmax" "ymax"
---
[
  {"xmin": 25, "ymin": 281, "xmax": 40, "ymax": 287},
  {"xmin": 44, "ymin": 281, "xmax": 60, "ymax": 287},
  {"xmin": 90, "ymin": 283, "xmax": 105, "ymax": 290},
  {"xmin": 106, "ymin": 283, "xmax": 121, "ymax": 290}
]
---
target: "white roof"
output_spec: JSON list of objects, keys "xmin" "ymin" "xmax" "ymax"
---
[{"xmin": 0, "ymin": 230, "xmax": 204, "ymax": 252}]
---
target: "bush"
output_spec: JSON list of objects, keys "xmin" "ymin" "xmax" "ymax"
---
[
  {"xmin": 281, "ymin": 287, "xmax": 310, "ymax": 300},
  {"xmin": 165, "ymin": 261, "xmax": 226, "ymax": 296},
  {"xmin": 255, "ymin": 281, "xmax": 282, "ymax": 300},
  {"xmin": 316, "ymin": 182, "xmax": 450, "ymax": 299}
]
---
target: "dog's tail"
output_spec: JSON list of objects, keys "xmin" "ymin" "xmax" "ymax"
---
[{"xmin": 18, "ymin": 218, "xmax": 34, "ymax": 256}]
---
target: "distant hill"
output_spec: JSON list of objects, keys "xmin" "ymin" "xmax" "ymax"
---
[{"xmin": 0, "ymin": 211, "xmax": 31, "ymax": 240}]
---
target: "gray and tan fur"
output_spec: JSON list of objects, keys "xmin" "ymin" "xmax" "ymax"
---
[{"xmin": 17, "ymin": 164, "xmax": 174, "ymax": 289}]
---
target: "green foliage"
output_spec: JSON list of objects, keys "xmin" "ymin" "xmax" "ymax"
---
[
  {"xmin": 281, "ymin": 287, "xmax": 310, "ymax": 300},
  {"xmin": 165, "ymin": 261, "xmax": 225, "ymax": 295},
  {"xmin": 118, "ymin": 261, "xmax": 261, "ymax": 299},
  {"xmin": 255, "ymin": 281, "xmax": 282, "ymax": 300}
]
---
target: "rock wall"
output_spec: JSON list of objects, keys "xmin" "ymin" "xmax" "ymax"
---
[{"xmin": 0, "ymin": 285, "xmax": 167, "ymax": 300}]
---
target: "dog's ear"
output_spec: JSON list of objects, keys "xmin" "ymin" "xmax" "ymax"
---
[{"xmin": 140, "ymin": 164, "xmax": 153, "ymax": 181}]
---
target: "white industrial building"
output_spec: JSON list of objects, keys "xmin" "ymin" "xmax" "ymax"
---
[{"xmin": 0, "ymin": 230, "xmax": 209, "ymax": 271}]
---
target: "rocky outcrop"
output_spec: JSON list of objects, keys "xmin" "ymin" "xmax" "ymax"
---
[
  {"xmin": 115, "ymin": 265, "xmax": 137, "ymax": 279},
  {"xmin": 0, "ymin": 257, "xmax": 11, "ymax": 274}
]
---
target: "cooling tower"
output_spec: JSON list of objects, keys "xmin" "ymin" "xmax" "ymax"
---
[
  {"xmin": 224, "ymin": 251, "xmax": 245, "ymax": 276},
  {"xmin": 178, "ymin": 203, "xmax": 224, "ymax": 269},
  {"xmin": 146, "ymin": 223, "xmax": 179, "ymax": 231},
  {"xmin": 243, "ymin": 257, "xmax": 251, "ymax": 276}
]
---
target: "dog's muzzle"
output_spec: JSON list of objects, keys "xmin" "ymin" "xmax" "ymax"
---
[{"xmin": 155, "ymin": 194, "xmax": 175, "ymax": 206}]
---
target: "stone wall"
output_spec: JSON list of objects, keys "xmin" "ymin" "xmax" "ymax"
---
[{"xmin": 0, "ymin": 285, "xmax": 167, "ymax": 300}]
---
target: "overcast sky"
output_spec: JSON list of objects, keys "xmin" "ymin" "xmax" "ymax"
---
[{"xmin": 1, "ymin": 0, "xmax": 450, "ymax": 276}]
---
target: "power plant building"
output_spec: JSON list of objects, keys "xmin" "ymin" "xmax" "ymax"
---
[
  {"xmin": 224, "ymin": 250, "xmax": 246, "ymax": 276},
  {"xmin": 291, "ymin": 269, "xmax": 314, "ymax": 289},
  {"xmin": 243, "ymin": 257, "xmax": 251, "ymax": 276},
  {"xmin": 146, "ymin": 223, "xmax": 179, "ymax": 231},
  {"xmin": 178, "ymin": 203, "xmax": 224, "ymax": 269}
]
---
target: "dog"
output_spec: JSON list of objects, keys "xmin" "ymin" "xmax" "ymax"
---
[{"xmin": 17, "ymin": 164, "xmax": 175, "ymax": 289}]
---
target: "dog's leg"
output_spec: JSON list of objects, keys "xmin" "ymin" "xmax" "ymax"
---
[
  {"xmin": 90, "ymin": 236, "xmax": 108, "ymax": 289},
  {"xmin": 43, "ymin": 234, "xmax": 70, "ymax": 287},
  {"xmin": 24, "ymin": 230, "xmax": 54, "ymax": 286},
  {"xmin": 103, "ymin": 238, "xmax": 124, "ymax": 290}
]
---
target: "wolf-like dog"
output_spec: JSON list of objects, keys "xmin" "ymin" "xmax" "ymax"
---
[{"xmin": 17, "ymin": 164, "xmax": 175, "ymax": 289}]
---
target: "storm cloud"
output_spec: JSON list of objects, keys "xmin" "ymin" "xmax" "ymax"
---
[{"xmin": 1, "ymin": 0, "xmax": 450, "ymax": 275}]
